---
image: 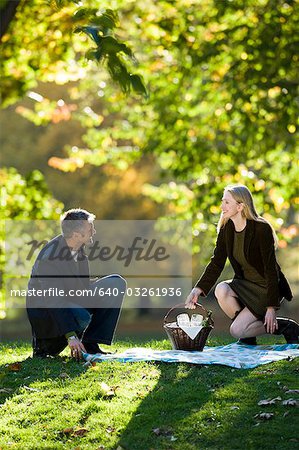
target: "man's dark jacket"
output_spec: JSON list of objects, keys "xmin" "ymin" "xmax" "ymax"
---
[
  {"xmin": 27, "ymin": 235, "xmax": 91, "ymax": 338},
  {"xmin": 196, "ymin": 219, "xmax": 293, "ymax": 308}
]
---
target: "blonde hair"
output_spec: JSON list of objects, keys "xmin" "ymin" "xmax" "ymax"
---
[{"xmin": 217, "ymin": 185, "xmax": 278, "ymax": 247}]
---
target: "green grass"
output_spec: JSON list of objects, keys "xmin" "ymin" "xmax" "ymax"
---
[{"xmin": 0, "ymin": 336, "xmax": 298, "ymax": 450}]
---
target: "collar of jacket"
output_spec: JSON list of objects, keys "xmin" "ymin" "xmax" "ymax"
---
[
  {"xmin": 59, "ymin": 235, "xmax": 87, "ymax": 259},
  {"xmin": 48, "ymin": 235, "xmax": 88, "ymax": 277}
]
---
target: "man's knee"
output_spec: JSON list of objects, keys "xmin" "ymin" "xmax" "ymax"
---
[
  {"xmin": 109, "ymin": 274, "xmax": 127, "ymax": 293},
  {"xmin": 93, "ymin": 274, "xmax": 126, "ymax": 290}
]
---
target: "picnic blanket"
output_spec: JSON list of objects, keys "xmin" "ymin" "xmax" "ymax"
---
[{"xmin": 83, "ymin": 343, "xmax": 299, "ymax": 369}]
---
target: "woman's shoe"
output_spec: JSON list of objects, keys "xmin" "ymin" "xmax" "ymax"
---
[
  {"xmin": 274, "ymin": 318, "xmax": 299, "ymax": 344},
  {"xmin": 82, "ymin": 341, "xmax": 112, "ymax": 354},
  {"xmin": 237, "ymin": 337, "xmax": 257, "ymax": 345}
]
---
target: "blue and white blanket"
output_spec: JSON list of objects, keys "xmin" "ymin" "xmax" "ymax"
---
[{"xmin": 83, "ymin": 343, "xmax": 299, "ymax": 369}]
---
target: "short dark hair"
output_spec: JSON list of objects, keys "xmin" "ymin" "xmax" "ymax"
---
[{"xmin": 60, "ymin": 208, "xmax": 95, "ymax": 238}]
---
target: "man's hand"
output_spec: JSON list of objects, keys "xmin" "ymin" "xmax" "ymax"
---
[
  {"xmin": 68, "ymin": 337, "xmax": 86, "ymax": 361},
  {"xmin": 185, "ymin": 287, "xmax": 204, "ymax": 309},
  {"xmin": 264, "ymin": 307, "xmax": 278, "ymax": 334}
]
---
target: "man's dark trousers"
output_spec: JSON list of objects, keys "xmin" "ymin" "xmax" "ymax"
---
[{"xmin": 33, "ymin": 275, "xmax": 126, "ymax": 356}]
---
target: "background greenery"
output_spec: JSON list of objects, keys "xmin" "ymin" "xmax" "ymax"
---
[
  {"xmin": 1, "ymin": 3, "xmax": 298, "ymax": 449},
  {"xmin": 1, "ymin": 0, "xmax": 298, "ymax": 328}
]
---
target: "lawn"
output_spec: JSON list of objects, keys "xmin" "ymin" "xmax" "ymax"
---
[{"xmin": 0, "ymin": 336, "xmax": 298, "ymax": 450}]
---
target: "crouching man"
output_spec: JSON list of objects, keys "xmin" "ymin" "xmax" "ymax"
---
[{"xmin": 26, "ymin": 208, "xmax": 126, "ymax": 360}]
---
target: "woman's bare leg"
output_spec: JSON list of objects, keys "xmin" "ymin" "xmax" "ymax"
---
[
  {"xmin": 214, "ymin": 281, "xmax": 243, "ymax": 319},
  {"xmin": 230, "ymin": 307, "xmax": 266, "ymax": 339}
]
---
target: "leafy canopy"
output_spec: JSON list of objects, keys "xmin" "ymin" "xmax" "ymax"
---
[{"xmin": 1, "ymin": 0, "xmax": 298, "ymax": 250}]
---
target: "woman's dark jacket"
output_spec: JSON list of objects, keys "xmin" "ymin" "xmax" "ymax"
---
[{"xmin": 195, "ymin": 219, "xmax": 293, "ymax": 308}]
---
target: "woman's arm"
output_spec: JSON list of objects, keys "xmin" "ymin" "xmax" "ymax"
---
[
  {"xmin": 264, "ymin": 307, "xmax": 278, "ymax": 334},
  {"xmin": 195, "ymin": 227, "xmax": 228, "ymax": 294},
  {"xmin": 186, "ymin": 227, "xmax": 227, "ymax": 308},
  {"xmin": 259, "ymin": 223, "xmax": 280, "ymax": 308}
]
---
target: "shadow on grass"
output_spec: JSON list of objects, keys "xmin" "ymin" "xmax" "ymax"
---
[
  {"xmin": 115, "ymin": 337, "xmax": 298, "ymax": 450},
  {"xmin": 0, "ymin": 342, "xmax": 85, "ymax": 405},
  {"xmin": 114, "ymin": 360, "xmax": 249, "ymax": 450}
]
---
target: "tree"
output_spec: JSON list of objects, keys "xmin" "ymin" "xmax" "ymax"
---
[
  {"xmin": 0, "ymin": 0, "xmax": 21, "ymax": 38},
  {"xmin": 0, "ymin": 167, "xmax": 64, "ymax": 317},
  {"xmin": 1, "ymin": 0, "xmax": 298, "ymax": 253},
  {"xmin": 0, "ymin": 0, "xmax": 146, "ymax": 107}
]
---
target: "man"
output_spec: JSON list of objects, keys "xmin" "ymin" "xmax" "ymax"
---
[{"xmin": 26, "ymin": 208, "xmax": 126, "ymax": 359}]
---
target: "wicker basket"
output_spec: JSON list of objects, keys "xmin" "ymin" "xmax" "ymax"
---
[{"xmin": 163, "ymin": 303, "xmax": 214, "ymax": 351}]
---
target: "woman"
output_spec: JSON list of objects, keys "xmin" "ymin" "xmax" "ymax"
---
[{"xmin": 185, "ymin": 185, "xmax": 299, "ymax": 344}]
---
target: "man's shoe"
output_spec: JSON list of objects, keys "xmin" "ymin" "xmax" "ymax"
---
[
  {"xmin": 32, "ymin": 336, "xmax": 67, "ymax": 357},
  {"xmin": 83, "ymin": 342, "xmax": 112, "ymax": 355},
  {"xmin": 274, "ymin": 318, "xmax": 299, "ymax": 344},
  {"xmin": 237, "ymin": 337, "xmax": 257, "ymax": 345},
  {"xmin": 33, "ymin": 349, "xmax": 49, "ymax": 358}
]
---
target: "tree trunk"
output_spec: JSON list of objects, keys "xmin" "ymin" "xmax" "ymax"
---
[{"xmin": 0, "ymin": 0, "xmax": 21, "ymax": 39}]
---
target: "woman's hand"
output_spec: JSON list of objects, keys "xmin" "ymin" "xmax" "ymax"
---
[
  {"xmin": 185, "ymin": 287, "xmax": 204, "ymax": 309},
  {"xmin": 68, "ymin": 337, "xmax": 86, "ymax": 361},
  {"xmin": 264, "ymin": 307, "xmax": 278, "ymax": 334}
]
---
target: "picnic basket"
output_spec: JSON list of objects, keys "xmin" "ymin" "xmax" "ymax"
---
[{"xmin": 163, "ymin": 303, "xmax": 214, "ymax": 351}]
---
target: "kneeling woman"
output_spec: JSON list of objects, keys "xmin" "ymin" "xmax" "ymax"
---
[{"xmin": 185, "ymin": 185, "xmax": 299, "ymax": 344}]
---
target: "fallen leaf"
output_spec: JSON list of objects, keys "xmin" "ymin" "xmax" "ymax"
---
[
  {"xmin": 254, "ymin": 412, "xmax": 274, "ymax": 420},
  {"xmin": 59, "ymin": 372, "xmax": 70, "ymax": 379},
  {"xmin": 100, "ymin": 382, "xmax": 118, "ymax": 398},
  {"xmin": 282, "ymin": 398, "xmax": 298, "ymax": 407},
  {"xmin": 0, "ymin": 388, "xmax": 13, "ymax": 393},
  {"xmin": 106, "ymin": 426, "xmax": 115, "ymax": 434},
  {"xmin": 230, "ymin": 406, "xmax": 240, "ymax": 410},
  {"xmin": 62, "ymin": 427, "xmax": 74, "ymax": 435},
  {"xmin": 72, "ymin": 427, "xmax": 89, "ymax": 437},
  {"xmin": 6, "ymin": 362, "xmax": 22, "ymax": 372},
  {"xmin": 136, "ymin": 391, "xmax": 146, "ymax": 399},
  {"xmin": 152, "ymin": 426, "xmax": 173, "ymax": 436},
  {"xmin": 285, "ymin": 389, "xmax": 299, "ymax": 394},
  {"xmin": 153, "ymin": 428, "xmax": 162, "ymax": 436},
  {"xmin": 283, "ymin": 411, "xmax": 290, "ymax": 417},
  {"xmin": 258, "ymin": 397, "xmax": 281, "ymax": 406},
  {"xmin": 23, "ymin": 386, "xmax": 41, "ymax": 392}
]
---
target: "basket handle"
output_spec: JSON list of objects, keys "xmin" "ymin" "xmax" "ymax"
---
[{"xmin": 163, "ymin": 302, "xmax": 209, "ymax": 325}]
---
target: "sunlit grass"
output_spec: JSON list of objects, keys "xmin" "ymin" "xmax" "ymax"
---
[{"xmin": 0, "ymin": 338, "xmax": 298, "ymax": 449}]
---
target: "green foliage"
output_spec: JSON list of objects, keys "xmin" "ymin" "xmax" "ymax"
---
[
  {"xmin": 0, "ymin": 0, "xmax": 147, "ymax": 107},
  {"xmin": 0, "ymin": 167, "xmax": 63, "ymax": 218},
  {"xmin": 1, "ymin": 0, "xmax": 298, "ymax": 252},
  {"xmin": 74, "ymin": 8, "xmax": 147, "ymax": 96},
  {"xmin": 66, "ymin": 0, "xmax": 298, "ymax": 248},
  {"xmin": 0, "ymin": 167, "xmax": 63, "ymax": 317}
]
